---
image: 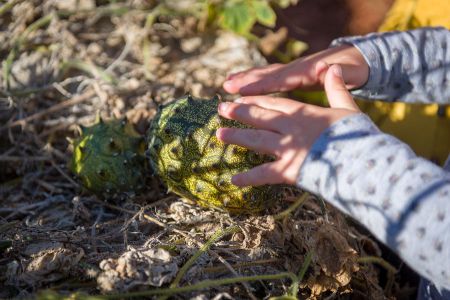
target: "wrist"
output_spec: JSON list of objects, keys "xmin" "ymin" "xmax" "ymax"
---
[
  {"xmin": 303, "ymin": 45, "xmax": 369, "ymax": 90},
  {"xmin": 329, "ymin": 45, "xmax": 369, "ymax": 89}
]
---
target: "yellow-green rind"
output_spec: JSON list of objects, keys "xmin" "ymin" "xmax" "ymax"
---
[
  {"xmin": 147, "ymin": 94, "xmax": 280, "ymax": 213},
  {"xmin": 71, "ymin": 118, "xmax": 147, "ymax": 199}
]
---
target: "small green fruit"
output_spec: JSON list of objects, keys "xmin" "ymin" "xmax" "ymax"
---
[{"xmin": 70, "ymin": 116, "xmax": 147, "ymax": 199}]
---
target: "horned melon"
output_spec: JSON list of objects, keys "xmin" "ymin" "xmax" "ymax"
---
[
  {"xmin": 147, "ymin": 94, "xmax": 280, "ymax": 213},
  {"xmin": 70, "ymin": 116, "xmax": 147, "ymax": 199}
]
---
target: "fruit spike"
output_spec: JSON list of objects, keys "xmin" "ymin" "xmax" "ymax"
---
[
  {"xmin": 212, "ymin": 94, "xmax": 222, "ymax": 102},
  {"xmin": 95, "ymin": 111, "xmax": 104, "ymax": 124},
  {"xmin": 79, "ymin": 125, "xmax": 88, "ymax": 134},
  {"xmin": 78, "ymin": 145, "xmax": 85, "ymax": 153}
]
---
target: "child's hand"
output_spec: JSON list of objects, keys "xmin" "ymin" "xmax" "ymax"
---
[
  {"xmin": 217, "ymin": 64, "xmax": 360, "ymax": 186},
  {"xmin": 223, "ymin": 45, "xmax": 369, "ymax": 95}
]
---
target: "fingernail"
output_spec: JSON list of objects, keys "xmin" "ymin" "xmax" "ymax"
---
[
  {"xmin": 215, "ymin": 128, "xmax": 223, "ymax": 139},
  {"xmin": 316, "ymin": 61, "xmax": 329, "ymax": 72},
  {"xmin": 332, "ymin": 64, "xmax": 342, "ymax": 77},
  {"xmin": 218, "ymin": 102, "xmax": 229, "ymax": 113},
  {"xmin": 231, "ymin": 175, "xmax": 240, "ymax": 186},
  {"xmin": 223, "ymin": 80, "xmax": 232, "ymax": 90}
]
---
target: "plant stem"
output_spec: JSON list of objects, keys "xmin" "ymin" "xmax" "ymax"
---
[
  {"xmin": 3, "ymin": 13, "xmax": 54, "ymax": 90},
  {"xmin": 273, "ymin": 193, "xmax": 308, "ymax": 220},
  {"xmin": 297, "ymin": 251, "xmax": 313, "ymax": 282},
  {"xmin": 60, "ymin": 60, "xmax": 117, "ymax": 85},
  {"xmin": 0, "ymin": 0, "xmax": 19, "ymax": 16},
  {"xmin": 357, "ymin": 256, "xmax": 397, "ymax": 274},
  {"xmin": 358, "ymin": 255, "xmax": 397, "ymax": 294},
  {"xmin": 170, "ymin": 225, "xmax": 240, "ymax": 288},
  {"xmin": 156, "ymin": 225, "xmax": 239, "ymax": 300},
  {"xmin": 203, "ymin": 258, "xmax": 282, "ymax": 273},
  {"xmin": 289, "ymin": 251, "xmax": 313, "ymax": 297},
  {"xmin": 103, "ymin": 272, "xmax": 297, "ymax": 299}
]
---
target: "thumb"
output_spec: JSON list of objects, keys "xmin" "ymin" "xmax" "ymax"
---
[{"xmin": 324, "ymin": 64, "xmax": 359, "ymax": 111}]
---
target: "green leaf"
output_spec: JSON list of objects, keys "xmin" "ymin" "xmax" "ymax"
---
[
  {"xmin": 253, "ymin": 0, "xmax": 276, "ymax": 27},
  {"xmin": 219, "ymin": 1, "xmax": 256, "ymax": 35}
]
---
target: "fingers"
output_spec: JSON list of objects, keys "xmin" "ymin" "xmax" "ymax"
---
[
  {"xmin": 231, "ymin": 161, "xmax": 287, "ymax": 186},
  {"xmin": 216, "ymin": 128, "xmax": 283, "ymax": 157},
  {"xmin": 315, "ymin": 61, "xmax": 329, "ymax": 85},
  {"xmin": 237, "ymin": 68, "xmax": 294, "ymax": 95},
  {"xmin": 324, "ymin": 64, "xmax": 360, "ymax": 111},
  {"xmin": 218, "ymin": 102, "xmax": 290, "ymax": 133},
  {"xmin": 224, "ymin": 60, "xmax": 313, "ymax": 95},
  {"xmin": 223, "ymin": 64, "xmax": 284, "ymax": 94},
  {"xmin": 225, "ymin": 64, "xmax": 283, "ymax": 81},
  {"xmin": 231, "ymin": 156, "xmax": 300, "ymax": 186},
  {"xmin": 234, "ymin": 96, "xmax": 305, "ymax": 115}
]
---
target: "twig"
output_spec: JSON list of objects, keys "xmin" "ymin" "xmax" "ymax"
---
[
  {"xmin": 91, "ymin": 207, "xmax": 104, "ymax": 253},
  {"xmin": 87, "ymin": 198, "xmax": 138, "ymax": 216},
  {"xmin": 33, "ymin": 132, "xmax": 69, "ymax": 161},
  {"xmin": 52, "ymin": 82, "xmax": 73, "ymax": 98},
  {"xmin": 140, "ymin": 195, "xmax": 178, "ymax": 208},
  {"xmin": 169, "ymin": 226, "xmax": 240, "ymax": 288},
  {"xmin": 0, "ymin": 220, "xmax": 20, "ymax": 233},
  {"xmin": 3, "ymin": 13, "xmax": 54, "ymax": 90},
  {"xmin": 142, "ymin": 212, "xmax": 168, "ymax": 228},
  {"xmin": 89, "ymin": 200, "xmax": 258, "ymax": 300},
  {"xmin": 208, "ymin": 250, "xmax": 258, "ymax": 300},
  {"xmin": 0, "ymin": 0, "xmax": 20, "ymax": 16},
  {"xmin": 157, "ymin": 225, "xmax": 254, "ymax": 300},
  {"xmin": 0, "ymin": 155, "xmax": 51, "ymax": 161},
  {"xmin": 50, "ymin": 160, "xmax": 80, "ymax": 188},
  {"xmin": 61, "ymin": 60, "xmax": 117, "ymax": 85},
  {"xmin": 38, "ymin": 122, "xmax": 73, "ymax": 138},
  {"xmin": 0, "ymin": 89, "xmax": 95, "ymax": 132},
  {"xmin": 2, "ymin": 75, "xmax": 86, "ymax": 98},
  {"xmin": 106, "ymin": 34, "xmax": 134, "ymax": 73},
  {"xmin": 37, "ymin": 179, "xmax": 63, "ymax": 194},
  {"xmin": 2, "ymin": 197, "xmax": 65, "ymax": 219},
  {"xmin": 120, "ymin": 207, "xmax": 142, "ymax": 232}
]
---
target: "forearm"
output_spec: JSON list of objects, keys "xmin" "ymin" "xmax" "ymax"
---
[
  {"xmin": 296, "ymin": 114, "xmax": 450, "ymax": 290},
  {"xmin": 331, "ymin": 27, "xmax": 450, "ymax": 103}
]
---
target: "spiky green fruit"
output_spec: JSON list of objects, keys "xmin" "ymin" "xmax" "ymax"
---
[
  {"xmin": 147, "ymin": 94, "xmax": 281, "ymax": 213},
  {"xmin": 70, "ymin": 116, "xmax": 147, "ymax": 199}
]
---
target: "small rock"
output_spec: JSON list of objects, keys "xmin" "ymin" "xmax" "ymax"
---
[{"xmin": 181, "ymin": 37, "xmax": 202, "ymax": 53}]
